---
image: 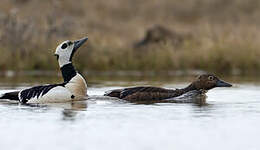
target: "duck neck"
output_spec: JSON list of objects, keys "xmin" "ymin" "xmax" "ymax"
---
[
  {"xmin": 180, "ymin": 83, "xmax": 196, "ymax": 93},
  {"xmin": 60, "ymin": 63, "xmax": 77, "ymax": 82}
]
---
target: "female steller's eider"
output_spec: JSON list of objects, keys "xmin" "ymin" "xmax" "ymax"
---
[
  {"xmin": 0, "ymin": 37, "xmax": 88, "ymax": 103},
  {"xmin": 104, "ymin": 74, "xmax": 232, "ymax": 103}
]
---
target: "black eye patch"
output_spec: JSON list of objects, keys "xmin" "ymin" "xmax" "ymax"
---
[
  {"xmin": 61, "ymin": 43, "xmax": 68, "ymax": 49},
  {"xmin": 68, "ymin": 41, "xmax": 73, "ymax": 46}
]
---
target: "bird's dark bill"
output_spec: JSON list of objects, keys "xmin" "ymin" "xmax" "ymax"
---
[
  {"xmin": 216, "ymin": 80, "xmax": 232, "ymax": 87},
  {"xmin": 73, "ymin": 37, "xmax": 88, "ymax": 51}
]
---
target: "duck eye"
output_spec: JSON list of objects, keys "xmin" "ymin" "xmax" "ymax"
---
[
  {"xmin": 61, "ymin": 43, "xmax": 68, "ymax": 49},
  {"xmin": 208, "ymin": 76, "xmax": 214, "ymax": 80}
]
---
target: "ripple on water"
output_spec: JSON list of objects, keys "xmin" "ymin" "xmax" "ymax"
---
[{"xmin": 0, "ymin": 84, "xmax": 260, "ymax": 150}]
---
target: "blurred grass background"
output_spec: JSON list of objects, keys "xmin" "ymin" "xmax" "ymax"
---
[{"xmin": 1, "ymin": 0, "xmax": 260, "ymax": 75}]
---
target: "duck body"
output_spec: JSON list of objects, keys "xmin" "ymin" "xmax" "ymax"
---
[
  {"xmin": 0, "ymin": 37, "xmax": 88, "ymax": 104},
  {"xmin": 19, "ymin": 73, "xmax": 87, "ymax": 103},
  {"xmin": 105, "ymin": 86, "xmax": 185, "ymax": 102},
  {"xmin": 105, "ymin": 74, "xmax": 232, "ymax": 103}
]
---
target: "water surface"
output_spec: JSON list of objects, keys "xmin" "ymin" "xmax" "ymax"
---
[{"xmin": 0, "ymin": 76, "xmax": 259, "ymax": 150}]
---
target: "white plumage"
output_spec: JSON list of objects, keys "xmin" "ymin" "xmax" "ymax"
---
[{"xmin": 20, "ymin": 73, "xmax": 87, "ymax": 103}]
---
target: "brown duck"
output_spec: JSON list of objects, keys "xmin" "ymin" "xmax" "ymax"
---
[{"xmin": 104, "ymin": 74, "xmax": 232, "ymax": 103}]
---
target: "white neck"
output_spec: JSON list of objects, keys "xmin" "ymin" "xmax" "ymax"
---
[{"xmin": 58, "ymin": 57, "xmax": 71, "ymax": 68}]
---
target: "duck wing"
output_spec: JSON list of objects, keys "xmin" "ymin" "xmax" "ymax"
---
[
  {"xmin": 105, "ymin": 86, "xmax": 179, "ymax": 102},
  {"xmin": 19, "ymin": 83, "xmax": 72, "ymax": 103}
]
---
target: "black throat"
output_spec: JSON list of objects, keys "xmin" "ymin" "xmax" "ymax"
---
[{"xmin": 60, "ymin": 63, "xmax": 77, "ymax": 82}]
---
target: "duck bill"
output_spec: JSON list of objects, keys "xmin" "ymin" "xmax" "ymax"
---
[
  {"xmin": 216, "ymin": 80, "xmax": 232, "ymax": 87},
  {"xmin": 73, "ymin": 37, "xmax": 88, "ymax": 51},
  {"xmin": 70, "ymin": 37, "xmax": 88, "ymax": 61}
]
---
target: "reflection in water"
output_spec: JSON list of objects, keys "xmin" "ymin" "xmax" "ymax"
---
[
  {"xmin": 190, "ymin": 103, "xmax": 216, "ymax": 118},
  {"xmin": 166, "ymin": 90, "xmax": 208, "ymax": 105},
  {"xmin": 32, "ymin": 101, "xmax": 89, "ymax": 111},
  {"xmin": 62, "ymin": 109, "xmax": 78, "ymax": 121},
  {"xmin": 1, "ymin": 79, "xmax": 260, "ymax": 150},
  {"xmin": 0, "ymin": 99, "xmax": 88, "ymax": 122},
  {"xmin": 60, "ymin": 101, "xmax": 87, "ymax": 121},
  {"xmin": 71, "ymin": 101, "xmax": 88, "ymax": 110},
  {"xmin": 0, "ymin": 84, "xmax": 259, "ymax": 150}
]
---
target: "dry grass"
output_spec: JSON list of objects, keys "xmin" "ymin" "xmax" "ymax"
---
[{"xmin": 0, "ymin": 0, "xmax": 260, "ymax": 75}]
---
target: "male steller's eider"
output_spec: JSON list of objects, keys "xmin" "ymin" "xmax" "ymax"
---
[
  {"xmin": 0, "ymin": 37, "xmax": 88, "ymax": 103},
  {"xmin": 104, "ymin": 74, "xmax": 232, "ymax": 103}
]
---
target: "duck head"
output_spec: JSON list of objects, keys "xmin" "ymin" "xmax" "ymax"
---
[
  {"xmin": 191, "ymin": 74, "xmax": 232, "ymax": 91},
  {"xmin": 54, "ymin": 37, "xmax": 88, "ymax": 67}
]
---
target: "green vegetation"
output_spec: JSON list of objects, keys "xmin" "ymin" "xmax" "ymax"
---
[{"xmin": 1, "ymin": 0, "xmax": 260, "ymax": 75}]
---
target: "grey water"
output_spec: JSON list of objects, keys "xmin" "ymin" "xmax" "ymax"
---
[{"xmin": 0, "ymin": 76, "xmax": 259, "ymax": 150}]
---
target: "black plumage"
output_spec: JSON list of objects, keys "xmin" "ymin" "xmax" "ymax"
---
[
  {"xmin": 0, "ymin": 91, "xmax": 19, "ymax": 100},
  {"xmin": 60, "ymin": 63, "xmax": 77, "ymax": 82}
]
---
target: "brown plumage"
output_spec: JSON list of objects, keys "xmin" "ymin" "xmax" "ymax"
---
[{"xmin": 104, "ymin": 74, "xmax": 232, "ymax": 102}]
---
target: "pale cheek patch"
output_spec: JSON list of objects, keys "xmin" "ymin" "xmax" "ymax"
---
[{"xmin": 56, "ymin": 43, "xmax": 74, "ymax": 67}]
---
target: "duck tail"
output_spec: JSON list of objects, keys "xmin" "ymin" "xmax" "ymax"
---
[
  {"xmin": 0, "ymin": 91, "xmax": 20, "ymax": 101},
  {"xmin": 104, "ymin": 89, "xmax": 122, "ymax": 98}
]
